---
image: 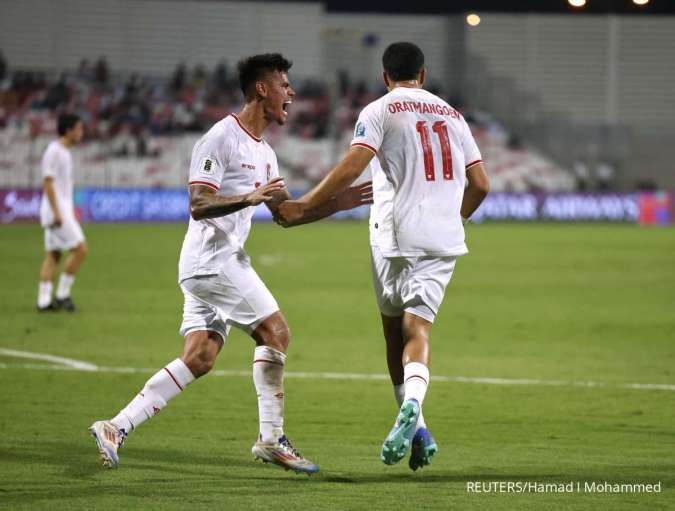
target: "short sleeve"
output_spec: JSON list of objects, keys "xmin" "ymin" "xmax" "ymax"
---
[
  {"xmin": 266, "ymin": 147, "xmax": 280, "ymax": 182},
  {"xmin": 41, "ymin": 145, "xmax": 59, "ymax": 179},
  {"xmin": 460, "ymin": 116, "xmax": 483, "ymax": 170},
  {"xmin": 350, "ymin": 103, "xmax": 384, "ymax": 154},
  {"xmin": 188, "ymin": 130, "xmax": 233, "ymax": 190}
]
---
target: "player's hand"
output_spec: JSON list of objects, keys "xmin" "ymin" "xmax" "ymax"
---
[
  {"xmin": 52, "ymin": 213, "xmax": 63, "ymax": 228},
  {"xmin": 278, "ymin": 200, "xmax": 306, "ymax": 223},
  {"xmin": 245, "ymin": 177, "xmax": 286, "ymax": 206},
  {"xmin": 335, "ymin": 181, "xmax": 373, "ymax": 211}
]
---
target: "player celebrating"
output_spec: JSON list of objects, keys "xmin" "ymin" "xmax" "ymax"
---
[
  {"xmin": 279, "ymin": 42, "xmax": 490, "ymax": 470},
  {"xmin": 89, "ymin": 54, "xmax": 372, "ymax": 474},
  {"xmin": 36, "ymin": 114, "xmax": 87, "ymax": 312}
]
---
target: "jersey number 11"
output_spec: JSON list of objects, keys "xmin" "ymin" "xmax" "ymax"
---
[{"xmin": 416, "ymin": 121, "xmax": 453, "ymax": 182}]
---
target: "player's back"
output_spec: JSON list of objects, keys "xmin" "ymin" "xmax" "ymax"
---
[{"xmin": 353, "ymin": 87, "xmax": 482, "ymax": 257}]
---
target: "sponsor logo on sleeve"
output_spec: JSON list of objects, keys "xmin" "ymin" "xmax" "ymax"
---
[
  {"xmin": 355, "ymin": 122, "xmax": 366, "ymax": 137},
  {"xmin": 200, "ymin": 156, "xmax": 216, "ymax": 175}
]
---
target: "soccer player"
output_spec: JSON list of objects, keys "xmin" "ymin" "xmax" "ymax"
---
[
  {"xmin": 89, "ymin": 54, "xmax": 372, "ymax": 474},
  {"xmin": 36, "ymin": 114, "xmax": 87, "ymax": 312},
  {"xmin": 279, "ymin": 42, "xmax": 490, "ymax": 470}
]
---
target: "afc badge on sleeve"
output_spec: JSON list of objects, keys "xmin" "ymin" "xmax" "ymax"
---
[
  {"xmin": 200, "ymin": 156, "xmax": 216, "ymax": 176},
  {"xmin": 355, "ymin": 122, "xmax": 366, "ymax": 137}
]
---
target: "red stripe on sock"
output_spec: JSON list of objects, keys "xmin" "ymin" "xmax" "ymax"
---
[
  {"xmin": 164, "ymin": 367, "xmax": 184, "ymax": 390},
  {"xmin": 405, "ymin": 374, "xmax": 428, "ymax": 386},
  {"xmin": 253, "ymin": 359, "xmax": 284, "ymax": 366}
]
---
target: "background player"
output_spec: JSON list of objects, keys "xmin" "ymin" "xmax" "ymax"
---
[
  {"xmin": 36, "ymin": 113, "xmax": 87, "ymax": 312},
  {"xmin": 89, "ymin": 53, "xmax": 372, "ymax": 474},
  {"xmin": 279, "ymin": 42, "xmax": 490, "ymax": 470}
]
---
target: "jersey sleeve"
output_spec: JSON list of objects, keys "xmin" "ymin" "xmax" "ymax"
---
[
  {"xmin": 460, "ymin": 116, "xmax": 483, "ymax": 170},
  {"xmin": 266, "ymin": 148, "xmax": 280, "ymax": 182},
  {"xmin": 350, "ymin": 103, "xmax": 384, "ymax": 155},
  {"xmin": 41, "ymin": 145, "xmax": 59, "ymax": 179},
  {"xmin": 188, "ymin": 130, "xmax": 233, "ymax": 190}
]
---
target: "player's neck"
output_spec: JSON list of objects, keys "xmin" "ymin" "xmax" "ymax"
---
[
  {"xmin": 58, "ymin": 136, "xmax": 73, "ymax": 148},
  {"xmin": 390, "ymin": 80, "xmax": 421, "ymax": 90},
  {"xmin": 236, "ymin": 104, "xmax": 268, "ymax": 139}
]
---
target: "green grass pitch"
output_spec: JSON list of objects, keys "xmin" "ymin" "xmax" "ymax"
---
[{"xmin": 0, "ymin": 222, "xmax": 673, "ymax": 510}]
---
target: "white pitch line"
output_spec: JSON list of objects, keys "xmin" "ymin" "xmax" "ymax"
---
[
  {"xmin": 0, "ymin": 348, "xmax": 98, "ymax": 371},
  {"xmin": 0, "ymin": 351, "xmax": 674, "ymax": 392}
]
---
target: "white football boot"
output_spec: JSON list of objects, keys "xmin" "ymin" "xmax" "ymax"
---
[
  {"xmin": 252, "ymin": 435, "xmax": 319, "ymax": 474},
  {"xmin": 89, "ymin": 420, "xmax": 127, "ymax": 468}
]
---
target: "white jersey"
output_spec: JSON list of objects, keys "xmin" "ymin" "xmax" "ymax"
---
[
  {"xmin": 39, "ymin": 140, "xmax": 75, "ymax": 227},
  {"xmin": 178, "ymin": 114, "xmax": 280, "ymax": 282},
  {"xmin": 351, "ymin": 87, "xmax": 483, "ymax": 257}
]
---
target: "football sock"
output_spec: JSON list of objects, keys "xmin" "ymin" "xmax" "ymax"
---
[
  {"xmin": 37, "ymin": 281, "xmax": 53, "ymax": 308},
  {"xmin": 403, "ymin": 362, "xmax": 429, "ymax": 408},
  {"xmin": 56, "ymin": 273, "xmax": 75, "ymax": 300},
  {"xmin": 253, "ymin": 346, "xmax": 286, "ymax": 442},
  {"xmin": 110, "ymin": 358, "xmax": 195, "ymax": 433},
  {"xmin": 394, "ymin": 382, "xmax": 427, "ymax": 429}
]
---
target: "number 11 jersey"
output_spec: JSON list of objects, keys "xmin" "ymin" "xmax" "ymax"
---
[{"xmin": 351, "ymin": 87, "xmax": 483, "ymax": 257}]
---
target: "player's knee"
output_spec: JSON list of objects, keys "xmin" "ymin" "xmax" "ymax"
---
[
  {"xmin": 77, "ymin": 243, "xmax": 88, "ymax": 259},
  {"xmin": 263, "ymin": 323, "xmax": 291, "ymax": 353},
  {"xmin": 254, "ymin": 313, "xmax": 291, "ymax": 353},
  {"xmin": 183, "ymin": 351, "xmax": 215, "ymax": 378},
  {"xmin": 182, "ymin": 332, "xmax": 221, "ymax": 377}
]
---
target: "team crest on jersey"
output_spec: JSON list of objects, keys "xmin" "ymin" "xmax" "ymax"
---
[
  {"xmin": 355, "ymin": 122, "xmax": 366, "ymax": 137},
  {"xmin": 200, "ymin": 156, "xmax": 216, "ymax": 176}
]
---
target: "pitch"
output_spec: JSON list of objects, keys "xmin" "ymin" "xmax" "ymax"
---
[{"xmin": 0, "ymin": 222, "xmax": 673, "ymax": 510}]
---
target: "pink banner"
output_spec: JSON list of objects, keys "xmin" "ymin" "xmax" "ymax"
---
[{"xmin": 0, "ymin": 189, "xmax": 42, "ymax": 224}]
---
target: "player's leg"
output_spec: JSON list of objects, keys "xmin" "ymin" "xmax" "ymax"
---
[
  {"xmin": 380, "ymin": 311, "xmax": 432, "ymax": 465},
  {"xmin": 55, "ymin": 238, "xmax": 87, "ymax": 311},
  {"xmin": 250, "ymin": 311, "xmax": 289, "ymax": 442},
  {"xmin": 248, "ymin": 311, "xmax": 319, "ymax": 474},
  {"xmin": 90, "ymin": 281, "xmax": 226, "ymax": 468},
  {"xmin": 90, "ymin": 330, "xmax": 221, "ymax": 468},
  {"xmin": 381, "ymin": 313, "xmax": 428, "ymax": 429},
  {"xmin": 37, "ymin": 250, "xmax": 60, "ymax": 311}
]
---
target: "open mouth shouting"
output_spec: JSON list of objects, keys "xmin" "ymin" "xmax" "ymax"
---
[{"xmin": 282, "ymin": 100, "xmax": 292, "ymax": 118}]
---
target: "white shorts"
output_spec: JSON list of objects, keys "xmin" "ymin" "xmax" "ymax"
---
[
  {"xmin": 43, "ymin": 218, "xmax": 85, "ymax": 252},
  {"xmin": 179, "ymin": 256, "xmax": 279, "ymax": 342},
  {"xmin": 370, "ymin": 245, "xmax": 456, "ymax": 323}
]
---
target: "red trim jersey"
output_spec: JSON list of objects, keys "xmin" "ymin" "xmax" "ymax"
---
[
  {"xmin": 179, "ymin": 114, "xmax": 279, "ymax": 282},
  {"xmin": 351, "ymin": 87, "xmax": 483, "ymax": 257}
]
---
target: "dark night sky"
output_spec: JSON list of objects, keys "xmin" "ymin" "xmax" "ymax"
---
[{"xmin": 262, "ymin": 0, "xmax": 674, "ymax": 15}]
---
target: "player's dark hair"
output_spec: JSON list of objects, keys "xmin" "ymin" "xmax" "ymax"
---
[
  {"xmin": 237, "ymin": 53, "xmax": 293, "ymax": 99},
  {"xmin": 382, "ymin": 42, "xmax": 425, "ymax": 82},
  {"xmin": 57, "ymin": 113, "xmax": 81, "ymax": 136}
]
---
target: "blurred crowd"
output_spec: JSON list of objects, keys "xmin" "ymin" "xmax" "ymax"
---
[{"xmin": 0, "ymin": 52, "xmax": 431, "ymax": 145}]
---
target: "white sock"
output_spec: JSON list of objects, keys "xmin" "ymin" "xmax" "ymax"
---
[
  {"xmin": 253, "ymin": 346, "xmax": 286, "ymax": 442},
  {"xmin": 403, "ymin": 362, "xmax": 429, "ymax": 406},
  {"xmin": 38, "ymin": 281, "xmax": 53, "ymax": 307},
  {"xmin": 56, "ymin": 273, "xmax": 75, "ymax": 300},
  {"xmin": 395, "ymin": 381, "xmax": 427, "ymax": 430},
  {"xmin": 110, "ymin": 358, "xmax": 195, "ymax": 433}
]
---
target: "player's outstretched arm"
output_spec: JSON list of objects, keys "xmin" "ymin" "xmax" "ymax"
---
[
  {"xmin": 189, "ymin": 177, "xmax": 286, "ymax": 220},
  {"xmin": 461, "ymin": 163, "xmax": 490, "ymax": 220},
  {"xmin": 278, "ymin": 145, "xmax": 374, "ymax": 223},
  {"xmin": 269, "ymin": 181, "xmax": 373, "ymax": 228}
]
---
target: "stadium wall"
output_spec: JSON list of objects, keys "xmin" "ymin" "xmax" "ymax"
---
[{"xmin": 0, "ymin": 0, "xmax": 324, "ymax": 78}]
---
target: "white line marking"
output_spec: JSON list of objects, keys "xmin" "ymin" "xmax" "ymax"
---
[
  {"xmin": 0, "ymin": 348, "xmax": 98, "ymax": 371},
  {"xmin": 0, "ymin": 350, "xmax": 674, "ymax": 392}
]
